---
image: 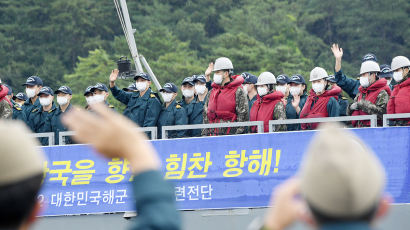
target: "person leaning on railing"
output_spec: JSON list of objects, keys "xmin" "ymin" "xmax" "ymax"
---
[
  {"xmin": 250, "ymin": 72, "xmax": 286, "ymax": 132},
  {"xmin": 202, "ymin": 57, "xmax": 249, "ymax": 136},
  {"xmin": 347, "ymin": 61, "xmax": 391, "ymax": 128},
  {"xmin": 300, "ymin": 67, "xmax": 340, "ymax": 130},
  {"xmin": 387, "ymin": 56, "xmax": 410, "ymax": 126},
  {"xmin": 286, "ymin": 74, "xmax": 308, "ymax": 131}
]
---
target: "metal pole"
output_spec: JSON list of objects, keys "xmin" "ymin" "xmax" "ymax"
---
[
  {"xmin": 118, "ymin": 0, "xmax": 144, "ymax": 73},
  {"xmin": 140, "ymin": 55, "xmax": 162, "ymax": 91}
]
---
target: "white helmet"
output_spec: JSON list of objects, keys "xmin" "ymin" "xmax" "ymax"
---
[
  {"xmin": 359, "ymin": 61, "xmax": 380, "ymax": 75},
  {"xmin": 309, "ymin": 67, "xmax": 328, "ymax": 82},
  {"xmin": 391, "ymin": 56, "xmax": 410, "ymax": 71},
  {"xmin": 213, "ymin": 57, "xmax": 234, "ymax": 71},
  {"xmin": 255, "ymin": 72, "xmax": 276, "ymax": 85}
]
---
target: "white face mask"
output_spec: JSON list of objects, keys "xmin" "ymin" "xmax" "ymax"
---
[
  {"xmin": 213, "ymin": 74, "xmax": 223, "ymax": 84},
  {"xmin": 276, "ymin": 85, "xmax": 287, "ymax": 95},
  {"xmin": 242, "ymin": 85, "xmax": 249, "ymax": 95},
  {"xmin": 359, "ymin": 76, "xmax": 370, "ymax": 88},
  {"xmin": 86, "ymin": 96, "xmax": 95, "ymax": 105},
  {"xmin": 25, "ymin": 88, "xmax": 36, "ymax": 98},
  {"xmin": 39, "ymin": 97, "xmax": 52, "ymax": 106},
  {"xmin": 182, "ymin": 89, "xmax": 194, "ymax": 98},
  {"xmin": 195, "ymin": 84, "xmax": 206, "ymax": 95},
  {"xmin": 135, "ymin": 81, "xmax": 148, "ymax": 91},
  {"xmin": 312, "ymin": 82, "xmax": 325, "ymax": 93},
  {"xmin": 93, "ymin": 94, "xmax": 105, "ymax": 103},
  {"xmin": 257, "ymin": 86, "xmax": 268, "ymax": 96},
  {"xmin": 289, "ymin": 86, "xmax": 301, "ymax": 96},
  {"xmin": 161, "ymin": 92, "xmax": 174, "ymax": 103},
  {"xmin": 393, "ymin": 71, "xmax": 403, "ymax": 83},
  {"xmin": 57, "ymin": 96, "xmax": 69, "ymax": 105}
]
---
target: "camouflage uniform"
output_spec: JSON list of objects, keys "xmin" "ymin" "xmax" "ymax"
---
[
  {"xmin": 202, "ymin": 87, "xmax": 249, "ymax": 136},
  {"xmin": 272, "ymin": 102, "xmax": 287, "ymax": 132},
  {"xmin": 0, "ymin": 100, "xmax": 12, "ymax": 119},
  {"xmin": 348, "ymin": 90, "xmax": 389, "ymax": 126}
]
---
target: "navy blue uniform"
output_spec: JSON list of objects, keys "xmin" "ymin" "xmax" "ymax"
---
[
  {"xmin": 157, "ymin": 100, "xmax": 188, "ymax": 139},
  {"xmin": 12, "ymin": 102, "xmax": 27, "ymax": 122},
  {"xmin": 22, "ymin": 98, "xmax": 41, "ymax": 126},
  {"xmin": 110, "ymin": 86, "xmax": 161, "ymax": 127},
  {"xmin": 28, "ymin": 104, "xmax": 57, "ymax": 145},
  {"xmin": 181, "ymin": 96, "xmax": 204, "ymax": 137},
  {"xmin": 286, "ymin": 94, "xmax": 308, "ymax": 131},
  {"xmin": 50, "ymin": 104, "xmax": 73, "ymax": 145},
  {"xmin": 334, "ymin": 69, "xmax": 360, "ymax": 99}
]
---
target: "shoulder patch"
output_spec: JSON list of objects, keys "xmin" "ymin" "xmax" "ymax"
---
[
  {"xmin": 32, "ymin": 108, "xmax": 39, "ymax": 113},
  {"xmin": 176, "ymin": 104, "xmax": 182, "ymax": 109},
  {"xmin": 150, "ymin": 93, "xmax": 156, "ymax": 98}
]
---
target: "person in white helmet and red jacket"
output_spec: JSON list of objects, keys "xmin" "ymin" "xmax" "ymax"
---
[
  {"xmin": 249, "ymin": 72, "xmax": 286, "ymax": 132},
  {"xmin": 348, "ymin": 60, "xmax": 391, "ymax": 127},
  {"xmin": 300, "ymin": 67, "xmax": 341, "ymax": 130},
  {"xmin": 387, "ymin": 56, "xmax": 410, "ymax": 126},
  {"xmin": 202, "ymin": 57, "xmax": 249, "ymax": 136}
]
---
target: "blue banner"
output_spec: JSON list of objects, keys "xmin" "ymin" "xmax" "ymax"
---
[{"xmin": 38, "ymin": 127, "xmax": 410, "ymax": 216}]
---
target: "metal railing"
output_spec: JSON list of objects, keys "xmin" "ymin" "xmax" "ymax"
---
[
  {"xmin": 31, "ymin": 132, "xmax": 55, "ymax": 146},
  {"xmin": 161, "ymin": 121, "xmax": 264, "ymax": 139},
  {"xmin": 57, "ymin": 127, "xmax": 158, "ymax": 145},
  {"xmin": 383, "ymin": 113, "xmax": 410, "ymax": 127},
  {"xmin": 268, "ymin": 115, "xmax": 378, "ymax": 132}
]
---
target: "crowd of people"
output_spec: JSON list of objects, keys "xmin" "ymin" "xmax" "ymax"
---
[
  {"xmin": 0, "ymin": 104, "xmax": 391, "ymax": 230},
  {"xmin": 0, "ymin": 44, "xmax": 409, "ymax": 143}
]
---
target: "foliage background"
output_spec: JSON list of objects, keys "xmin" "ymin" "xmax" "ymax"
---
[{"xmin": 0, "ymin": 0, "xmax": 408, "ymax": 110}]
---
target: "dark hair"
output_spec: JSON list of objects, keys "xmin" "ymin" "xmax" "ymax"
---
[
  {"xmin": 0, "ymin": 173, "xmax": 43, "ymax": 228},
  {"xmin": 308, "ymin": 201, "xmax": 378, "ymax": 225}
]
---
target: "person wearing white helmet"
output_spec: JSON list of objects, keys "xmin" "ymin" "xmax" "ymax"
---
[
  {"xmin": 387, "ymin": 56, "xmax": 410, "ymax": 126},
  {"xmin": 331, "ymin": 44, "xmax": 379, "ymax": 99},
  {"xmin": 300, "ymin": 67, "xmax": 341, "ymax": 130},
  {"xmin": 202, "ymin": 57, "xmax": 249, "ymax": 136},
  {"xmin": 348, "ymin": 61, "xmax": 391, "ymax": 127},
  {"xmin": 250, "ymin": 72, "xmax": 286, "ymax": 132}
]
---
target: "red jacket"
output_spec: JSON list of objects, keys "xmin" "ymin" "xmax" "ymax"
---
[
  {"xmin": 387, "ymin": 77, "xmax": 410, "ymax": 124},
  {"xmin": 0, "ymin": 85, "xmax": 12, "ymax": 107},
  {"xmin": 250, "ymin": 91, "xmax": 284, "ymax": 132},
  {"xmin": 352, "ymin": 78, "xmax": 391, "ymax": 127},
  {"xmin": 207, "ymin": 75, "xmax": 244, "ymax": 123},
  {"xmin": 300, "ymin": 86, "xmax": 341, "ymax": 130}
]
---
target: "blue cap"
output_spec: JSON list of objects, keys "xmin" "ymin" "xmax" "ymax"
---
[
  {"xmin": 22, "ymin": 76, "xmax": 43, "ymax": 86},
  {"xmin": 55, "ymin": 85, "xmax": 72, "ymax": 95},
  {"xmin": 378, "ymin": 64, "xmax": 393, "ymax": 78},
  {"xmin": 362, "ymin": 53, "xmax": 377, "ymax": 62},
  {"xmin": 276, "ymin": 74, "xmax": 290, "ymax": 84},
  {"xmin": 4, "ymin": 84, "xmax": 12, "ymax": 95},
  {"xmin": 241, "ymin": 72, "xmax": 258, "ymax": 84},
  {"xmin": 123, "ymin": 83, "xmax": 137, "ymax": 91},
  {"xmin": 289, "ymin": 74, "xmax": 306, "ymax": 85},
  {"xmin": 91, "ymin": 83, "xmax": 109, "ymax": 92},
  {"xmin": 84, "ymin": 86, "xmax": 94, "ymax": 96},
  {"xmin": 13, "ymin": 92, "xmax": 28, "ymax": 101},
  {"xmin": 38, "ymin": 86, "xmax": 54, "ymax": 96},
  {"xmin": 160, "ymin": 83, "xmax": 178, "ymax": 93},
  {"xmin": 134, "ymin": 72, "xmax": 151, "ymax": 81},
  {"xmin": 182, "ymin": 77, "xmax": 195, "ymax": 86},
  {"xmin": 193, "ymin": 75, "xmax": 207, "ymax": 83},
  {"xmin": 327, "ymin": 75, "xmax": 337, "ymax": 83}
]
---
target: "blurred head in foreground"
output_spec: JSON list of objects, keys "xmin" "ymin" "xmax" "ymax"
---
[
  {"xmin": 0, "ymin": 121, "xmax": 45, "ymax": 229},
  {"xmin": 300, "ymin": 122, "xmax": 389, "ymax": 226}
]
